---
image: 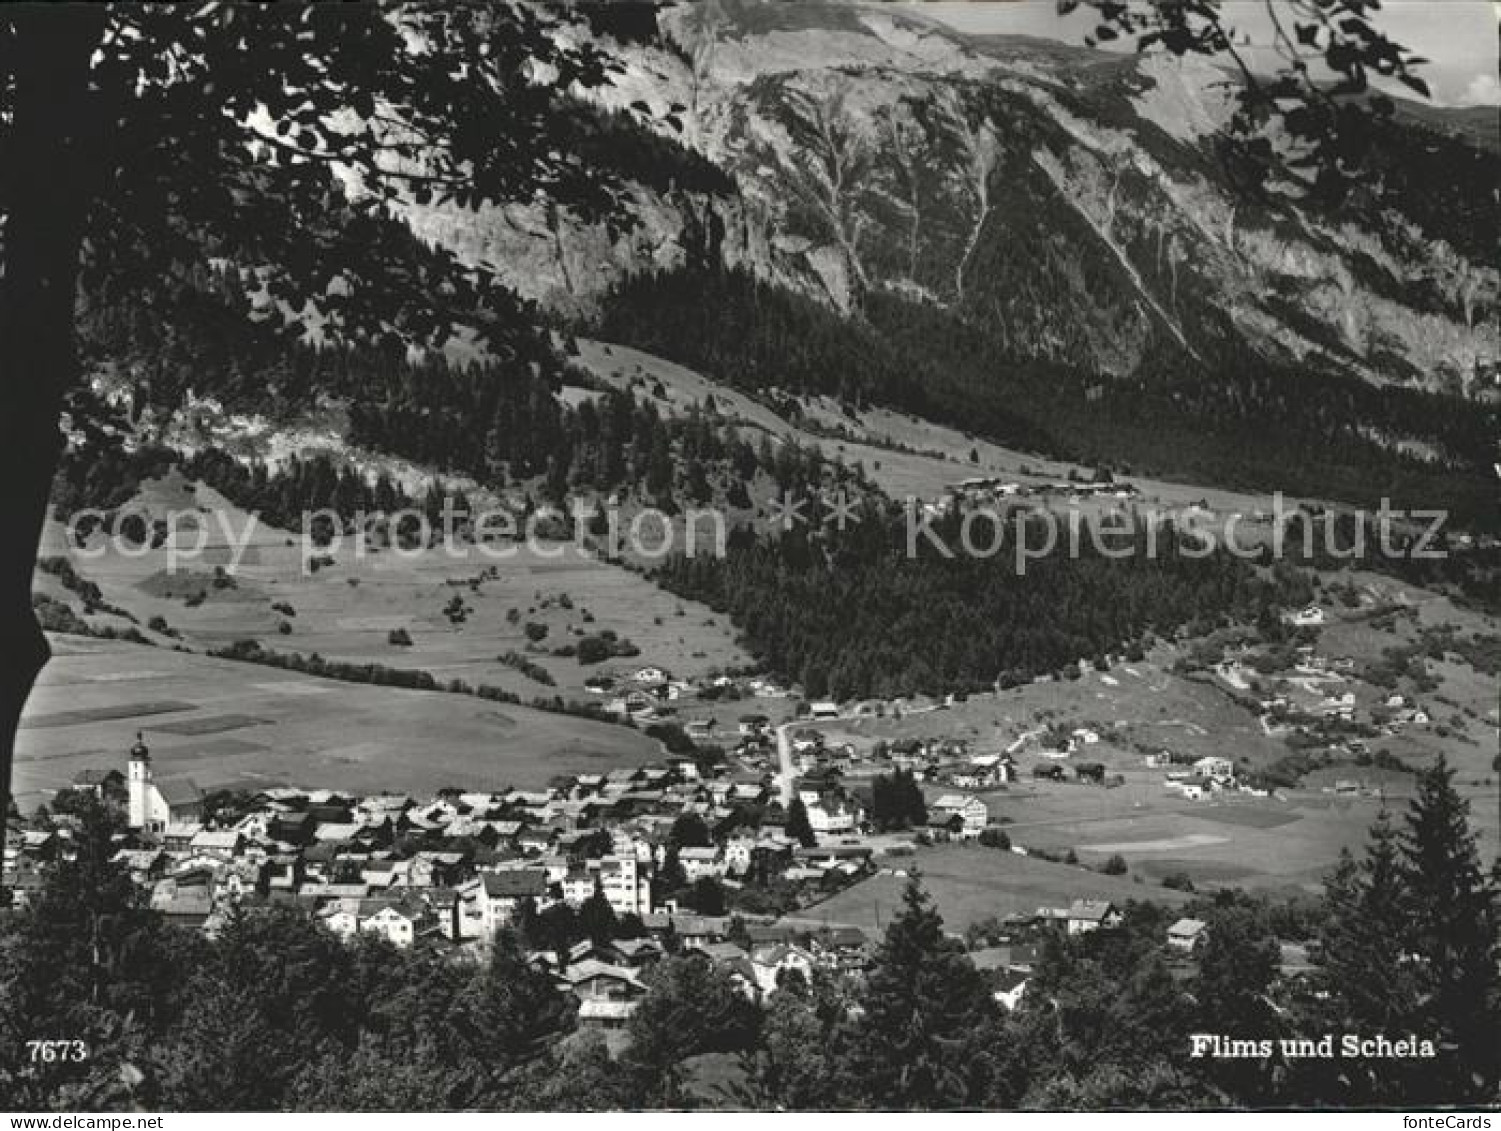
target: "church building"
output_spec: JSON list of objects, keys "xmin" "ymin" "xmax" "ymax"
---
[{"xmin": 126, "ymin": 733, "xmax": 204, "ymax": 835}]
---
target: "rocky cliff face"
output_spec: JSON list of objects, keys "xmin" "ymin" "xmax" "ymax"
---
[{"xmin": 408, "ymin": 0, "xmax": 1497, "ymax": 393}]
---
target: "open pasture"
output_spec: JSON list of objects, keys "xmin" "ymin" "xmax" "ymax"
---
[
  {"xmin": 805, "ymin": 844, "xmax": 1191, "ymax": 936},
  {"xmin": 1015, "ymin": 791, "xmax": 1406, "ymax": 893},
  {"xmin": 12, "ymin": 636, "xmax": 659, "ymax": 811},
  {"xmin": 40, "ymin": 475, "xmax": 753, "ymax": 702}
]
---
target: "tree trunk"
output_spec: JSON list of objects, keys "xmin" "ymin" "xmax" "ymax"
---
[{"xmin": 0, "ymin": 7, "xmax": 105, "ymax": 818}]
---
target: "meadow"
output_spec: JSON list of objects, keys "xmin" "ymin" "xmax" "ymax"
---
[
  {"xmin": 13, "ymin": 635, "xmax": 659, "ymax": 811},
  {"xmin": 38, "ymin": 472, "xmax": 753, "ymax": 704},
  {"xmin": 804, "ymin": 843, "xmax": 1192, "ymax": 936}
]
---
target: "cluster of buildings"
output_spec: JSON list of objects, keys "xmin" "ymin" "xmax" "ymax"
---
[
  {"xmin": 3, "ymin": 722, "xmax": 1222, "ymax": 1030},
  {"xmin": 946, "ymin": 475, "xmax": 1141, "ymax": 507},
  {"xmin": 3, "ymin": 732, "xmax": 903, "ymax": 1029},
  {"xmin": 968, "ymin": 907, "xmax": 1212, "ymax": 1013},
  {"xmin": 533, "ymin": 920, "xmax": 871, "ymax": 1027},
  {"xmin": 584, "ymin": 666, "xmax": 793, "ymax": 724},
  {"xmin": 6, "ymin": 732, "xmax": 889, "ymax": 948},
  {"xmin": 1143, "ymin": 752, "xmax": 1258, "ymax": 801}
]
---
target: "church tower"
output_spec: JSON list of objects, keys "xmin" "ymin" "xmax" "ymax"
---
[{"xmin": 127, "ymin": 732, "xmax": 152, "ymax": 830}]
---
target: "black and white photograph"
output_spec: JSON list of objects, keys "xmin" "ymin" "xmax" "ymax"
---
[{"xmin": 1, "ymin": 0, "xmax": 1498, "ymax": 1116}]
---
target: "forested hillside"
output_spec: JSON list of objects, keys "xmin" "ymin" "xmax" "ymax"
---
[
  {"xmin": 597, "ymin": 265, "xmax": 1500, "ymax": 526},
  {"xmin": 656, "ymin": 507, "xmax": 1314, "ymax": 700}
]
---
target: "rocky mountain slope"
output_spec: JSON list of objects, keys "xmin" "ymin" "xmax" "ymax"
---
[{"xmin": 405, "ymin": 0, "xmax": 1497, "ymax": 395}]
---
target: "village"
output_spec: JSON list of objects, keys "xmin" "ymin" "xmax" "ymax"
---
[{"xmin": 3, "ymin": 715, "xmax": 1229, "ymax": 1033}]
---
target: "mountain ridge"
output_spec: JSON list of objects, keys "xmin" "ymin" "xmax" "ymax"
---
[{"xmin": 400, "ymin": 0, "xmax": 1496, "ymax": 397}]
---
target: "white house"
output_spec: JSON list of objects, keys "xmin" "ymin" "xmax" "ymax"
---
[
  {"xmin": 723, "ymin": 836, "xmax": 757, "ymax": 876},
  {"xmin": 679, "ymin": 846, "xmax": 727, "ymax": 882},
  {"xmin": 475, "ymin": 868, "xmax": 551, "ymax": 937},
  {"xmin": 993, "ymin": 971, "xmax": 1029, "ymax": 1012},
  {"xmin": 750, "ymin": 943, "xmax": 817, "ymax": 994},
  {"xmin": 561, "ymin": 869, "xmax": 597, "ymax": 907},
  {"xmin": 1065, "ymin": 900, "xmax": 1121, "ymax": 935},
  {"xmin": 1288, "ymin": 605, "xmax": 1326, "ymax": 627},
  {"xmin": 1193, "ymin": 756, "xmax": 1235, "ymax": 781},
  {"xmin": 361, "ymin": 901, "xmax": 420, "ymax": 948},
  {"xmin": 318, "ymin": 903, "xmax": 361, "ymax": 941},
  {"xmin": 932, "ymin": 794, "xmax": 989, "ymax": 837}
]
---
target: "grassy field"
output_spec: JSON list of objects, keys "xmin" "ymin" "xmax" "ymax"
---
[
  {"xmin": 37, "ymin": 473, "xmax": 753, "ymax": 703},
  {"xmin": 1007, "ymin": 792, "xmax": 1399, "ymax": 893},
  {"xmin": 804, "ymin": 843, "xmax": 1192, "ymax": 936},
  {"xmin": 759, "ymin": 630, "xmax": 1497, "ymax": 895},
  {"xmin": 13, "ymin": 635, "xmax": 660, "ymax": 810}
]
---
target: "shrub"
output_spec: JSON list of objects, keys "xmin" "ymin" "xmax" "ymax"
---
[
  {"xmin": 1101, "ymin": 853, "xmax": 1128, "ymax": 875},
  {"xmin": 576, "ymin": 635, "xmax": 613, "ymax": 665},
  {"xmin": 977, "ymin": 827, "xmax": 1011, "ymax": 850},
  {"xmin": 499, "ymin": 650, "xmax": 556, "ymax": 686},
  {"xmin": 387, "ymin": 627, "xmax": 413, "ymax": 646}
]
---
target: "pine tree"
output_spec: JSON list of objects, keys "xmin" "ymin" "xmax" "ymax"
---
[
  {"xmin": 1191, "ymin": 896, "xmax": 1280, "ymax": 1104},
  {"xmin": 1309, "ymin": 811, "xmax": 1425, "ymax": 1103},
  {"xmin": 847, "ymin": 875, "xmax": 1012, "ymax": 1108},
  {"xmin": 1319, "ymin": 812, "xmax": 1421, "ymax": 1030},
  {"xmin": 786, "ymin": 797, "xmax": 817, "ymax": 848},
  {"xmin": 1399, "ymin": 758, "xmax": 1500, "ymax": 1101},
  {"xmin": 578, "ymin": 881, "xmax": 618, "ymax": 946}
]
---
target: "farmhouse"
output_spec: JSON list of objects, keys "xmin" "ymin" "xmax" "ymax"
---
[
  {"xmin": 738, "ymin": 713, "xmax": 771, "ymax": 738},
  {"xmin": 1065, "ymin": 900, "xmax": 1121, "ymax": 935},
  {"xmin": 992, "ymin": 969, "xmax": 1030, "ymax": 1012},
  {"xmin": 800, "ymin": 792, "xmax": 859, "ymax": 836},
  {"xmin": 1167, "ymin": 917, "xmax": 1208, "ymax": 953},
  {"xmin": 679, "ymin": 845, "xmax": 727, "ymax": 881},
  {"xmin": 563, "ymin": 960, "xmax": 648, "ymax": 1028},
  {"xmin": 1193, "ymin": 756, "xmax": 1235, "ymax": 781},
  {"xmin": 360, "ymin": 900, "xmax": 426, "ymax": 948},
  {"xmin": 750, "ymin": 943, "xmax": 817, "ymax": 994},
  {"xmin": 952, "ymin": 753, "xmax": 1015, "ymax": 788}
]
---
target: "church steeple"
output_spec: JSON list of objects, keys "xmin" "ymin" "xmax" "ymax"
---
[{"xmin": 127, "ymin": 731, "xmax": 153, "ymax": 831}]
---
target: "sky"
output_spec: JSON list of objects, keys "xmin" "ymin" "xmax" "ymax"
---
[{"xmin": 896, "ymin": 1, "xmax": 1501, "ymax": 107}]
